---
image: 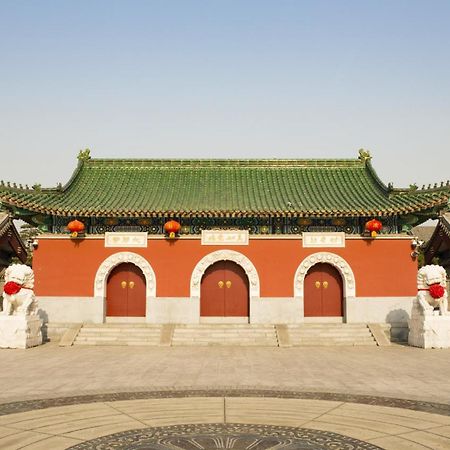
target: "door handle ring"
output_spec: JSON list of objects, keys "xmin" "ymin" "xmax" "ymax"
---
[
  {"xmin": 226, "ymin": 280, "xmax": 232, "ymax": 288},
  {"xmin": 218, "ymin": 281, "xmax": 224, "ymax": 288}
]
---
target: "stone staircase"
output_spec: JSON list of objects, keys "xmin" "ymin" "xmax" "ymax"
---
[
  {"xmin": 73, "ymin": 323, "xmax": 164, "ymax": 346},
  {"xmin": 286, "ymin": 323, "xmax": 377, "ymax": 346},
  {"xmin": 171, "ymin": 324, "xmax": 279, "ymax": 347},
  {"xmin": 69, "ymin": 323, "xmax": 381, "ymax": 347}
]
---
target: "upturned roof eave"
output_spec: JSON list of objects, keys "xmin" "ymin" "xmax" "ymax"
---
[{"xmin": 2, "ymin": 201, "xmax": 448, "ymax": 219}]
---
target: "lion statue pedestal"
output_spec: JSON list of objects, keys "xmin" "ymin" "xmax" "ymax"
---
[
  {"xmin": 408, "ymin": 264, "xmax": 450, "ymax": 349},
  {"xmin": 0, "ymin": 264, "xmax": 43, "ymax": 349}
]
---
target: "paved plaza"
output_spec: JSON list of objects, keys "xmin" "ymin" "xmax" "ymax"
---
[
  {"xmin": 0, "ymin": 342, "xmax": 449, "ymax": 449},
  {"xmin": 1, "ymin": 343, "xmax": 450, "ymax": 404}
]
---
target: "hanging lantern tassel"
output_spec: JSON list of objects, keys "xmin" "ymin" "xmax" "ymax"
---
[{"xmin": 365, "ymin": 219, "xmax": 382, "ymax": 238}]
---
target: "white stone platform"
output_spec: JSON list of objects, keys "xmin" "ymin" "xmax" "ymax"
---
[
  {"xmin": 408, "ymin": 311, "xmax": 450, "ymax": 349},
  {"xmin": 0, "ymin": 315, "xmax": 43, "ymax": 349}
]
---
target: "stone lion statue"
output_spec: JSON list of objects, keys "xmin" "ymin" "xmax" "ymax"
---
[
  {"xmin": 416, "ymin": 264, "xmax": 448, "ymax": 315},
  {"xmin": 1, "ymin": 264, "xmax": 38, "ymax": 316}
]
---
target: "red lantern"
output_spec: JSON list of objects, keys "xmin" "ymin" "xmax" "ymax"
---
[
  {"xmin": 164, "ymin": 220, "xmax": 181, "ymax": 239},
  {"xmin": 365, "ymin": 219, "xmax": 382, "ymax": 238},
  {"xmin": 67, "ymin": 219, "xmax": 85, "ymax": 238}
]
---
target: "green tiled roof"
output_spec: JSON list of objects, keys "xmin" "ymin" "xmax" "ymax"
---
[{"xmin": 0, "ymin": 152, "xmax": 449, "ymax": 218}]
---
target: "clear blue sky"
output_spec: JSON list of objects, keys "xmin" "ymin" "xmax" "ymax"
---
[{"xmin": 1, "ymin": 0, "xmax": 449, "ymax": 188}]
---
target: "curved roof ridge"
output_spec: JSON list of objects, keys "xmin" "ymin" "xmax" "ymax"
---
[
  {"xmin": 61, "ymin": 159, "xmax": 85, "ymax": 192},
  {"xmin": 364, "ymin": 159, "xmax": 390, "ymax": 194},
  {"xmin": 83, "ymin": 157, "xmax": 365, "ymax": 168}
]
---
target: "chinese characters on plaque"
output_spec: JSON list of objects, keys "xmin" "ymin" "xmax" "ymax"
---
[
  {"xmin": 302, "ymin": 232, "xmax": 345, "ymax": 248},
  {"xmin": 201, "ymin": 230, "xmax": 249, "ymax": 246},
  {"xmin": 105, "ymin": 232, "xmax": 148, "ymax": 248}
]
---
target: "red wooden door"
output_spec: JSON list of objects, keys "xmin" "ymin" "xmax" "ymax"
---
[
  {"xmin": 304, "ymin": 263, "xmax": 343, "ymax": 317},
  {"xmin": 201, "ymin": 261, "xmax": 249, "ymax": 317},
  {"xmin": 200, "ymin": 261, "xmax": 226, "ymax": 316},
  {"xmin": 224, "ymin": 262, "xmax": 250, "ymax": 316},
  {"xmin": 106, "ymin": 263, "xmax": 146, "ymax": 317}
]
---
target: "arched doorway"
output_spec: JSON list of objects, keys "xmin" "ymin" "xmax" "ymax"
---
[
  {"xmin": 106, "ymin": 263, "xmax": 146, "ymax": 317},
  {"xmin": 304, "ymin": 263, "xmax": 343, "ymax": 317},
  {"xmin": 200, "ymin": 261, "xmax": 249, "ymax": 318}
]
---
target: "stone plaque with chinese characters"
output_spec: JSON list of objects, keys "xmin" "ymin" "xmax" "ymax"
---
[
  {"xmin": 201, "ymin": 230, "xmax": 249, "ymax": 246},
  {"xmin": 302, "ymin": 232, "xmax": 345, "ymax": 248},
  {"xmin": 105, "ymin": 232, "xmax": 148, "ymax": 248}
]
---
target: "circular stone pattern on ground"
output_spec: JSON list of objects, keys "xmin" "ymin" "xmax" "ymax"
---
[{"xmin": 67, "ymin": 423, "xmax": 383, "ymax": 449}]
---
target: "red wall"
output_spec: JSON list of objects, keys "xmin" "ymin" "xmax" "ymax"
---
[{"xmin": 32, "ymin": 237, "xmax": 417, "ymax": 297}]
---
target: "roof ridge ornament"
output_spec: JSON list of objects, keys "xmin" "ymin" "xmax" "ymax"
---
[
  {"xmin": 77, "ymin": 148, "xmax": 91, "ymax": 162},
  {"xmin": 358, "ymin": 148, "xmax": 372, "ymax": 162}
]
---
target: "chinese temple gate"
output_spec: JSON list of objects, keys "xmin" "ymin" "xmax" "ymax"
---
[{"xmin": 0, "ymin": 150, "xmax": 449, "ymax": 332}]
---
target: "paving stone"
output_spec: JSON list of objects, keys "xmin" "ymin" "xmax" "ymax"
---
[
  {"xmin": 314, "ymin": 413, "xmax": 416, "ymax": 434},
  {"xmin": 330, "ymin": 403, "xmax": 445, "ymax": 430},
  {"xmin": 0, "ymin": 425, "xmax": 19, "ymax": 439},
  {"xmin": 0, "ymin": 430, "xmax": 50, "ymax": 450},
  {"xmin": 62, "ymin": 420, "xmax": 147, "ymax": 441},
  {"xmin": 301, "ymin": 421, "xmax": 388, "ymax": 441},
  {"xmin": 36, "ymin": 414, "xmax": 141, "ymax": 435},
  {"xmin": 110, "ymin": 397, "xmax": 225, "ymax": 426},
  {"xmin": 225, "ymin": 397, "xmax": 341, "ymax": 426},
  {"xmin": 399, "ymin": 430, "xmax": 450, "ymax": 449},
  {"xmin": 367, "ymin": 435, "xmax": 432, "ymax": 450},
  {"xmin": 12, "ymin": 411, "xmax": 123, "ymax": 431},
  {"xmin": 19, "ymin": 435, "xmax": 83, "ymax": 450}
]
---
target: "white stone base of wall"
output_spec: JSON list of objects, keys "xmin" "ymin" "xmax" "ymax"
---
[
  {"xmin": 250, "ymin": 297, "xmax": 303, "ymax": 324},
  {"xmin": 347, "ymin": 297, "xmax": 414, "ymax": 323},
  {"xmin": 36, "ymin": 295, "xmax": 415, "ymax": 334},
  {"xmin": 147, "ymin": 297, "xmax": 199, "ymax": 324},
  {"xmin": 347, "ymin": 297, "xmax": 414, "ymax": 342},
  {"xmin": 37, "ymin": 297, "xmax": 104, "ymax": 324}
]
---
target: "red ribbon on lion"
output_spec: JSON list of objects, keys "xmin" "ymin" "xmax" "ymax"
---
[
  {"xmin": 3, "ymin": 281, "xmax": 22, "ymax": 295},
  {"xmin": 428, "ymin": 284, "xmax": 445, "ymax": 299}
]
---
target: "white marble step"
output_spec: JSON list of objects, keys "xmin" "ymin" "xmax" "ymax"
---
[
  {"xmin": 73, "ymin": 324, "xmax": 164, "ymax": 346},
  {"xmin": 72, "ymin": 323, "xmax": 377, "ymax": 347},
  {"xmin": 76, "ymin": 340, "xmax": 161, "ymax": 346},
  {"xmin": 171, "ymin": 324, "xmax": 279, "ymax": 347},
  {"xmin": 287, "ymin": 324, "xmax": 377, "ymax": 346}
]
